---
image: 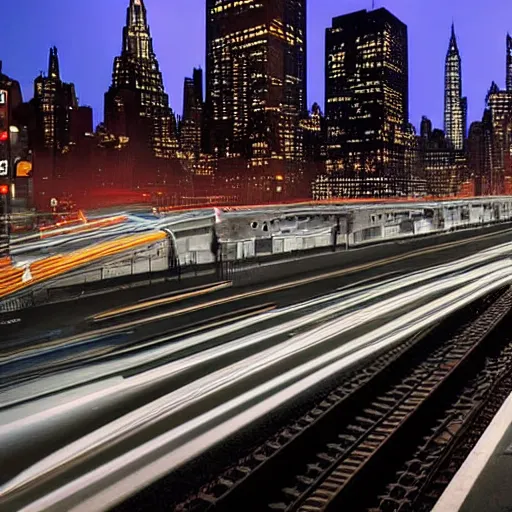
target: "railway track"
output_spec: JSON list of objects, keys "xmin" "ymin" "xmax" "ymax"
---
[
  {"xmin": 147, "ymin": 286, "xmax": 511, "ymax": 512},
  {"xmin": 389, "ymin": 342, "xmax": 512, "ymax": 512}
]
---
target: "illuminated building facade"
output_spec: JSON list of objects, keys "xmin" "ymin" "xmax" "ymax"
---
[
  {"xmin": 105, "ymin": 0, "xmax": 178, "ymax": 159},
  {"xmin": 205, "ymin": 0, "xmax": 307, "ymax": 171},
  {"xmin": 465, "ymin": 39, "xmax": 512, "ymax": 197},
  {"xmin": 444, "ymin": 24, "xmax": 466, "ymax": 151},
  {"xmin": 299, "ymin": 103, "xmax": 327, "ymax": 193},
  {"xmin": 180, "ymin": 68, "xmax": 203, "ymax": 158},
  {"xmin": 484, "ymin": 82, "xmax": 512, "ymax": 195},
  {"xmin": 325, "ymin": 8, "xmax": 411, "ymax": 198},
  {"xmin": 404, "ymin": 122, "xmax": 425, "ymax": 194},
  {"xmin": 300, "ymin": 102, "xmax": 326, "ymax": 163},
  {"xmin": 418, "ymin": 128, "xmax": 461, "ymax": 196},
  {"xmin": 33, "ymin": 47, "xmax": 77, "ymax": 152}
]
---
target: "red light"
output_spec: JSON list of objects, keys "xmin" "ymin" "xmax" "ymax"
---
[
  {"xmin": 0, "ymin": 185, "xmax": 8, "ymax": 195},
  {"xmin": 0, "ymin": 131, "xmax": 7, "ymax": 142}
]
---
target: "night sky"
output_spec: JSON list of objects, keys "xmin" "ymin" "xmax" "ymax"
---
[{"xmin": 3, "ymin": 0, "xmax": 512, "ymax": 131}]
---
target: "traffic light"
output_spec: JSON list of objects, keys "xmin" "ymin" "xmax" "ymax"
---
[{"xmin": 0, "ymin": 184, "xmax": 8, "ymax": 195}]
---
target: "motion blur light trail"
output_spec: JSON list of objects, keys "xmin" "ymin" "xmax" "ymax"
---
[
  {"xmin": 5, "ymin": 230, "xmax": 512, "ymax": 369},
  {"xmin": 2, "ymin": 262, "xmax": 511, "ymax": 512},
  {"xmin": 9, "ymin": 213, "xmax": 128, "ymax": 246},
  {"xmin": 38, "ymin": 214, "xmax": 127, "ymax": 240},
  {"xmin": 94, "ymin": 281, "xmax": 233, "ymax": 321},
  {"xmin": 155, "ymin": 195, "xmax": 476, "ymax": 215},
  {"xmin": 91, "ymin": 227, "xmax": 512, "ymax": 327},
  {"xmin": 4, "ymin": 226, "xmax": 512, "ymax": 510},
  {"xmin": 0, "ymin": 231, "xmax": 167, "ymax": 300},
  {"xmin": 0, "ymin": 304, "xmax": 278, "ymax": 415},
  {"xmin": 1, "ymin": 269, "xmax": 411, "ymax": 404}
]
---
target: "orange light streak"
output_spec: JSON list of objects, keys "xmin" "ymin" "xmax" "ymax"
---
[
  {"xmin": 0, "ymin": 231, "xmax": 166, "ymax": 300},
  {"xmin": 39, "ymin": 215, "xmax": 127, "ymax": 239}
]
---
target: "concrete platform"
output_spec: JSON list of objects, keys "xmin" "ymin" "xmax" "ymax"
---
[{"xmin": 433, "ymin": 391, "xmax": 512, "ymax": 512}]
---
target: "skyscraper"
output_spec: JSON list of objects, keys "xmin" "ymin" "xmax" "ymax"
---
[
  {"xmin": 180, "ymin": 68, "xmax": 203, "ymax": 158},
  {"xmin": 507, "ymin": 33, "xmax": 512, "ymax": 92},
  {"xmin": 325, "ymin": 8, "xmax": 410, "ymax": 197},
  {"xmin": 420, "ymin": 116, "xmax": 433, "ymax": 139},
  {"xmin": 485, "ymin": 81, "xmax": 512, "ymax": 195},
  {"xmin": 444, "ymin": 23, "xmax": 464, "ymax": 151},
  {"xmin": 468, "ymin": 121, "xmax": 486, "ymax": 195},
  {"xmin": 33, "ymin": 47, "xmax": 77, "ymax": 152},
  {"xmin": 105, "ymin": 0, "xmax": 177, "ymax": 159},
  {"xmin": 419, "ymin": 128, "xmax": 460, "ymax": 196},
  {"xmin": 300, "ymin": 103, "xmax": 326, "ymax": 164},
  {"xmin": 205, "ymin": 0, "xmax": 306, "ymax": 168}
]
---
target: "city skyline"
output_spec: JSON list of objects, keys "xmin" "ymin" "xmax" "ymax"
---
[{"xmin": 3, "ymin": 0, "xmax": 512, "ymax": 132}]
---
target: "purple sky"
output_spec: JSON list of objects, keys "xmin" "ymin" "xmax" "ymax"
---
[{"xmin": 3, "ymin": 0, "xmax": 512, "ymax": 131}]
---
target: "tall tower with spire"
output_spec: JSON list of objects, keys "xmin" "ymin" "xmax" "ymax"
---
[
  {"xmin": 33, "ymin": 46, "xmax": 77, "ymax": 151},
  {"xmin": 444, "ymin": 23, "xmax": 464, "ymax": 151},
  {"xmin": 105, "ymin": 0, "xmax": 177, "ymax": 159},
  {"xmin": 506, "ymin": 33, "xmax": 512, "ymax": 92}
]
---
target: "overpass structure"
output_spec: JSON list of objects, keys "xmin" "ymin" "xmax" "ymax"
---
[{"xmin": 2, "ymin": 196, "xmax": 512, "ymax": 312}]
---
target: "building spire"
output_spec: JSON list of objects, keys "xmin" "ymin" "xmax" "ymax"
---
[
  {"xmin": 448, "ymin": 22, "xmax": 459, "ymax": 54},
  {"xmin": 127, "ymin": 0, "xmax": 148, "ymax": 28},
  {"xmin": 123, "ymin": 0, "xmax": 153, "ymax": 59},
  {"xmin": 506, "ymin": 32, "xmax": 512, "ymax": 92},
  {"xmin": 48, "ymin": 46, "xmax": 60, "ymax": 80}
]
